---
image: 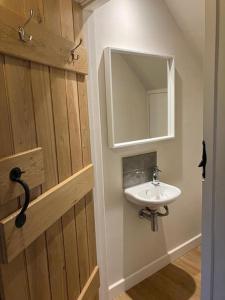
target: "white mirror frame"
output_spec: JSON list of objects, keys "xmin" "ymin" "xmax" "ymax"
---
[{"xmin": 104, "ymin": 47, "xmax": 175, "ymax": 149}]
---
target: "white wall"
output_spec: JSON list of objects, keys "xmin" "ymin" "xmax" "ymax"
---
[
  {"xmin": 85, "ymin": 0, "xmax": 203, "ymax": 298},
  {"xmin": 112, "ymin": 53, "xmax": 149, "ymax": 143},
  {"xmin": 164, "ymin": 0, "xmax": 205, "ymax": 60}
]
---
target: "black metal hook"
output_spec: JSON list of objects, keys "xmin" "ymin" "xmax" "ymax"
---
[
  {"xmin": 10, "ymin": 167, "xmax": 30, "ymax": 228},
  {"xmin": 70, "ymin": 38, "xmax": 83, "ymax": 62}
]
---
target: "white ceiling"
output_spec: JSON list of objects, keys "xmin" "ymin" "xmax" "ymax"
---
[{"xmin": 163, "ymin": 0, "xmax": 205, "ymax": 59}]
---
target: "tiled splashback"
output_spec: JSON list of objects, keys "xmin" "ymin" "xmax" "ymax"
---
[{"xmin": 122, "ymin": 152, "xmax": 157, "ymax": 189}]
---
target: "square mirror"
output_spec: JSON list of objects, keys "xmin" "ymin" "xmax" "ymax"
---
[{"xmin": 104, "ymin": 47, "xmax": 175, "ymax": 148}]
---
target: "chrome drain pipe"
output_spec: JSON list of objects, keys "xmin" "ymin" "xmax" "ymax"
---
[{"xmin": 139, "ymin": 206, "xmax": 169, "ymax": 232}]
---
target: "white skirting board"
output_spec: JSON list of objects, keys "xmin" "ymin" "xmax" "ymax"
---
[{"xmin": 108, "ymin": 234, "xmax": 201, "ymax": 299}]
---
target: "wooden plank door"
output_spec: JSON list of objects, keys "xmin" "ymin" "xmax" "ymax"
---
[{"xmin": 0, "ymin": 1, "xmax": 99, "ymax": 300}]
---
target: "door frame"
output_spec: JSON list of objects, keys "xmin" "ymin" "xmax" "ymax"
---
[
  {"xmin": 203, "ymin": 1, "xmax": 225, "ymax": 299},
  {"xmin": 201, "ymin": 0, "xmax": 217, "ymax": 299},
  {"xmin": 83, "ymin": 5, "xmax": 110, "ymax": 300}
]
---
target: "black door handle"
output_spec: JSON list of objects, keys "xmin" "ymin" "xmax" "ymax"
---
[
  {"xmin": 10, "ymin": 167, "xmax": 30, "ymax": 228},
  {"xmin": 198, "ymin": 141, "xmax": 207, "ymax": 180}
]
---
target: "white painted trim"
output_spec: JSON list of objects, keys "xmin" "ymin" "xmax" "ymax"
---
[
  {"xmin": 104, "ymin": 47, "xmax": 175, "ymax": 149},
  {"xmin": 83, "ymin": 10, "xmax": 109, "ymax": 300},
  {"xmin": 168, "ymin": 234, "xmax": 201, "ymax": 261},
  {"xmin": 112, "ymin": 135, "xmax": 175, "ymax": 149},
  {"xmin": 167, "ymin": 58, "xmax": 175, "ymax": 138},
  {"xmin": 105, "ymin": 46, "xmax": 175, "ymax": 60},
  {"xmin": 108, "ymin": 234, "xmax": 201, "ymax": 299},
  {"xmin": 208, "ymin": 1, "xmax": 225, "ymax": 299},
  {"xmin": 104, "ymin": 47, "xmax": 115, "ymax": 148}
]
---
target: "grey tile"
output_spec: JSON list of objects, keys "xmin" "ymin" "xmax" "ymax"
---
[{"xmin": 122, "ymin": 152, "xmax": 157, "ymax": 188}]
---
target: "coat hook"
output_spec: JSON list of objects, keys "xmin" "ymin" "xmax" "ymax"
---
[
  {"xmin": 10, "ymin": 167, "xmax": 30, "ymax": 228},
  {"xmin": 70, "ymin": 38, "xmax": 83, "ymax": 62},
  {"xmin": 18, "ymin": 9, "xmax": 34, "ymax": 42}
]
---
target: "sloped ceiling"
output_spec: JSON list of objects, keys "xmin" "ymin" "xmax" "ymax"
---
[
  {"xmin": 163, "ymin": 0, "xmax": 205, "ymax": 59},
  {"xmin": 85, "ymin": 0, "xmax": 205, "ymax": 60},
  {"xmin": 121, "ymin": 53, "xmax": 167, "ymax": 90}
]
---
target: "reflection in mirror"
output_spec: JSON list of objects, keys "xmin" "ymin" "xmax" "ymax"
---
[{"xmin": 104, "ymin": 48, "xmax": 175, "ymax": 148}]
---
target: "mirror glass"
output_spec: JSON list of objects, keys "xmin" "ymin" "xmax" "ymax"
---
[{"xmin": 104, "ymin": 48, "xmax": 175, "ymax": 148}]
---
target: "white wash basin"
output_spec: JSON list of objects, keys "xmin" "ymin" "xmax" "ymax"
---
[{"xmin": 124, "ymin": 181, "xmax": 181, "ymax": 209}]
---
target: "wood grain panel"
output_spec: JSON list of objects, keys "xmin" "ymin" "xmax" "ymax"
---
[
  {"xmin": 0, "ymin": 4, "xmax": 88, "ymax": 74},
  {"xmin": 73, "ymin": 4, "xmax": 90, "ymax": 288},
  {"xmin": 43, "ymin": 2, "xmax": 69, "ymax": 299},
  {"xmin": 77, "ymin": 74, "xmax": 91, "ymax": 165},
  {"xmin": 12, "ymin": 5, "xmax": 52, "ymax": 298},
  {"xmin": 50, "ymin": 68, "xmax": 71, "ymax": 179},
  {"xmin": 29, "ymin": 63, "xmax": 57, "ymax": 300},
  {"xmin": 66, "ymin": 72, "xmax": 83, "ymax": 172},
  {"xmin": 50, "ymin": 64, "xmax": 80, "ymax": 300},
  {"xmin": 0, "ymin": 0, "xmax": 25, "ymax": 15},
  {"xmin": 62, "ymin": 208, "xmax": 81, "ymax": 300},
  {"xmin": 73, "ymin": 1, "xmax": 83, "ymax": 42},
  {"xmin": 66, "ymin": 70, "xmax": 84, "ymax": 294},
  {"xmin": 46, "ymin": 221, "xmax": 68, "ymax": 300},
  {"xmin": 0, "ymin": 1, "xmax": 99, "ymax": 299},
  {"xmin": 0, "ymin": 51, "xmax": 29, "ymax": 300},
  {"xmin": 0, "ymin": 54, "xmax": 18, "ymax": 219},
  {"xmin": 60, "ymin": 1, "xmax": 82, "ymax": 298},
  {"xmin": 1, "ymin": 54, "xmax": 36, "ymax": 300},
  {"xmin": 21, "ymin": 2, "xmax": 52, "ymax": 297},
  {"xmin": 77, "ymin": 74, "xmax": 97, "ymax": 272},
  {"xmin": 0, "ymin": 55, "xmax": 13, "ymax": 160},
  {"xmin": 60, "ymin": 0, "xmax": 74, "ymax": 41},
  {"xmin": 78, "ymin": 266, "xmax": 100, "ymax": 300},
  {"xmin": 0, "ymin": 148, "xmax": 44, "ymax": 204},
  {"xmin": 4, "ymin": 52, "xmax": 50, "ymax": 300},
  {"xmin": 5, "ymin": 57, "xmax": 36, "ymax": 152},
  {"xmin": 0, "ymin": 164, "xmax": 94, "ymax": 263},
  {"xmin": 42, "ymin": 0, "xmax": 61, "ymax": 34},
  {"xmin": 24, "ymin": 0, "xmax": 44, "ymax": 23},
  {"xmin": 28, "ymin": 63, "xmax": 55, "ymax": 300},
  {"xmin": 30, "ymin": 63, "xmax": 58, "ymax": 191},
  {"xmin": 75, "ymin": 198, "xmax": 90, "ymax": 288},
  {"xmin": 86, "ymin": 193, "xmax": 97, "ymax": 271},
  {"xmin": 25, "ymin": 234, "xmax": 52, "ymax": 300}
]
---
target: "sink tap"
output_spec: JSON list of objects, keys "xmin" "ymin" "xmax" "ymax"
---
[{"xmin": 152, "ymin": 166, "xmax": 161, "ymax": 185}]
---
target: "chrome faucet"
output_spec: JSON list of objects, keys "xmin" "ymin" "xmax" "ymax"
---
[{"xmin": 152, "ymin": 166, "xmax": 161, "ymax": 185}]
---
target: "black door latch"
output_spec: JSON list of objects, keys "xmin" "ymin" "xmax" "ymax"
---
[
  {"xmin": 10, "ymin": 167, "xmax": 30, "ymax": 228},
  {"xmin": 198, "ymin": 140, "xmax": 207, "ymax": 180}
]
